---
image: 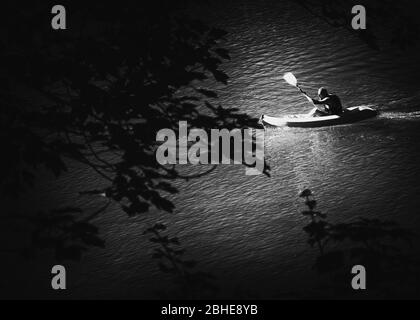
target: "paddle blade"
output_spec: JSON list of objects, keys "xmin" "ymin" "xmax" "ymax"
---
[{"xmin": 283, "ymin": 72, "xmax": 297, "ymax": 87}]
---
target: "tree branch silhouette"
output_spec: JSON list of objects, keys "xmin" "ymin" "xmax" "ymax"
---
[{"xmin": 0, "ymin": 2, "xmax": 269, "ymax": 260}]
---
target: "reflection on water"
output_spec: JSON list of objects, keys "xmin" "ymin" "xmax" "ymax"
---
[{"xmin": 4, "ymin": 0, "xmax": 420, "ymax": 298}]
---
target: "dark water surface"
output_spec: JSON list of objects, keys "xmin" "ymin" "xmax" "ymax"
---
[{"xmin": 2, "ymin": 0, "xmax": 420, "ymax": 299}]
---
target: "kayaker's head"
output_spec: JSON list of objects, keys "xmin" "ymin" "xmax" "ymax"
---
[{"xmin": 318, "ymin": 87, "xmax": 328, "ymax": 99}]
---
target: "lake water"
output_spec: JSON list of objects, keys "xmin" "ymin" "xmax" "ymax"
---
[{"xmin": 2, "ymin": 0, "xmax": 420, "ymax": 299}]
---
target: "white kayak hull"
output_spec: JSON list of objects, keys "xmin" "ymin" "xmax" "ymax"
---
[{"xmin": 261, "ymin": 106, "xmax": 378, "ymax": 128}]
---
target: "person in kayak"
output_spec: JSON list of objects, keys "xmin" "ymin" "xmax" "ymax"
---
[{"xmin": 309, "ymin": 87, "xmax": 343, "ymax": 117}]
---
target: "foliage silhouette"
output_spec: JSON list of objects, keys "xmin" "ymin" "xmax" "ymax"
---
[
  {"xmin": 296, "ymin": 0, "xmax": 420, "ymax": 50},
  {"xmin": 144, "ymin": 223, "xmax": 217, "ymax": 299},
  {"xmin": 4, "ymin": 204, "xmax": 109, "ymax": 261},
  {"xmin": 299, "ymin": 189, "xmax": 418, "ymax": 296},
  {"xmin": 0, "ymin": 2, "xmax": 269, "ymax": 259}
]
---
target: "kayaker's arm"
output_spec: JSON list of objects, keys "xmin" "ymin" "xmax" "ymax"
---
[
  {"xmin": 310, "ymin": 97, "xmax": 331, "ymax": 114},
  {"xmin": 297, "ymin": 88, "xmax": 315, "ymax": 104},
  {"xmin": 296, "ymin": 85, "xmax": 327, "ymax": 109},
  {"xmin": 301, "ymin": 93, "xmax": 325, "ymax": 111},
  {"xmin": 311, "ymin": 97, "xmax": 329, "ymax": 105}
]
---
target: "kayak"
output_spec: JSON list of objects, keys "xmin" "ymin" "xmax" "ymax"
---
[{"xmin": 261, "ymin": 106, "xmax": 378, "ymax": 128}]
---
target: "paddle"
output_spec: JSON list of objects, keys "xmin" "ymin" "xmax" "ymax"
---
[{"xmin": 283, "ymin": 72, "xmax": 316, "ymax": 106}]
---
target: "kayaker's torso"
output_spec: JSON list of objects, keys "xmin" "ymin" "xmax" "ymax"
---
[{"xmin": 322, "ymin": 94, "xmax": 343, "ymax": 115}]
